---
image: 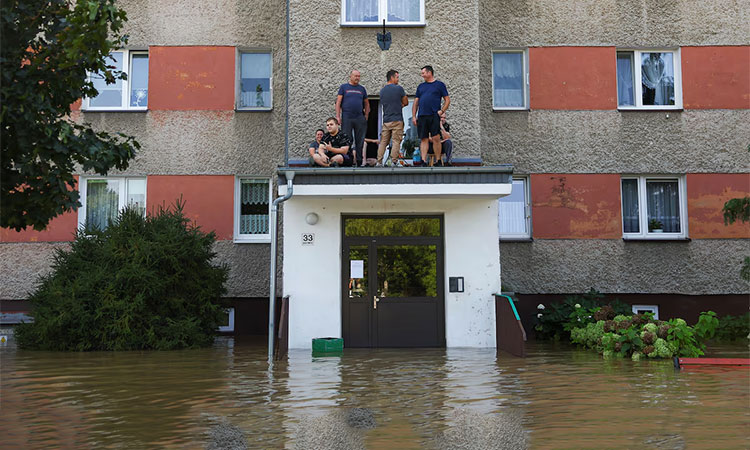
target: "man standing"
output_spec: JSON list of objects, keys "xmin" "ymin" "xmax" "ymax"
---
[
  {"xmin": 412, "ymin": 65, "xmax": 450, "ymax": 167},
  {"xmin": 377, "ymin": 69, "xmax": 408, "ymax": 167},
  {"xmin": 336, "ymin": 70, "xmax": 370, "ymax": 167}
]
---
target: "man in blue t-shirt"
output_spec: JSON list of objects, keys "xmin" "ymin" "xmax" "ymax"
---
[
  {"xmin": 336, "ymin": 70, "xmax": 370, "ymax": 167},
  {"xmin": 412, "ymin": 65, "xmax": 450, "ymax": 166}
]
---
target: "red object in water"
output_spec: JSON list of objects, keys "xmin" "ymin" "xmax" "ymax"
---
[{"xmin": 675, "ymin": 358, "xmax": 750, "ymax": 368}]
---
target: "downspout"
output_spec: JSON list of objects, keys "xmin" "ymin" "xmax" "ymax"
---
[
  {"xmin": 268, "ymin": 171, "xmax": 294, "ymax": 361},
  {"xmin": 284, "ymin": 0, "xmax": 290, "ymax": 166}
]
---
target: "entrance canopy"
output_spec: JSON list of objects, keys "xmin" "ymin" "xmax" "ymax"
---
[
  {"xmin": 279, "ymin": 165, "xmax": 514, "ymax": 349},
  {"xmin": 278, "ymin": 165, "xmax": 514, "ymax": 198}
]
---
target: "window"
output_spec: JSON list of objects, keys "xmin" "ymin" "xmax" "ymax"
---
[
  {"xmin": 632, "ymin": 305, "xmax": 659, "ymax": 320},
  {"xmin": 218, "ymin": 308, "xmax": 235, "ymax": 332},
  {"xmin": 237, "ymin": 52, "xmax": 272, "ymax": 110},
  {"xmin": 498, "ymin": 177, "xmax": 531, "ymax": 239},
  {"xmin": 83, "ymin": 50, "xmax": 149, "ymax": 110},
  {"xmin": 235, "ymin": 178, "xmax": 271, "ymax": 242},
  {"xmin": 617, "ymin": 50, "xmax": 682, "ymax": 109},
  {"xmin": 492, "ymin": 50, "xmax": 528, "ymax": 110},
  {"xmin": 341, "ymin": 0, "xmax": 424, "ymax": 26},
  {"xmin": 78, "ymin": 177, "xmax": 146, "ymax": 230},
  {"xmin": 621, "ymin": 176, "xmax": 687, "ymax": 239}
]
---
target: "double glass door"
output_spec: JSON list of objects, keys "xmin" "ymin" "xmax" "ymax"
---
[{"xmin": 342, "ymin": 216, "xmax": 445, "ymax": 348}]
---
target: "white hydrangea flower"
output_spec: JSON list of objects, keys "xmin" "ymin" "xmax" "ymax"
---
[
  {"xmin": 537, "ymin": 313, "xmax": 543, "ymax": 318},
  {"xmin": 575, "ymin": 303, "xmax": 581, "ymax": 308},
  {"xmin": 537, "ymin": 304, "xmax": 545, "ymax": 310}
]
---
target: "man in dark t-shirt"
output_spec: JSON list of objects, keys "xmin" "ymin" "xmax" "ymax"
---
[
  {"xmin": 315, "ymin": 117, "xmax": 353, "ymax": 167},
  {"xmin": 413, "ymin": 65, "xmax": 450, "ymax": 166},
  {"xmin": 336, "ymin": 70, "xmax": 370, "ymax": 167},
  {"xmin": 378, "ymin": 69, "xmax": 408, "ymax": 166}
]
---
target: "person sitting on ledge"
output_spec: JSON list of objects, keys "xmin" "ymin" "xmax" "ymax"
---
[
  {"xmin": 313, "ymin": 117, "xmax": 353, "ymax": 167},
  {"xmin": 308, "ymin": 128, "xmax": 325, "ymax": 167}
]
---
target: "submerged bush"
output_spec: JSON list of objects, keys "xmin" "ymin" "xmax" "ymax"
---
[
  {"xmin": 15, "ymin": 201, "xmax": 229, "ymax": 351},
  {"xmin": 570, "ymin": 311, "xmax": 719, "ymax": 360},
  {"xmin": 714, "ymin": 313, "xmax": 750, "ymax": 341},
  {"xmin": 534, "ymin": 289, "xmax": 631, "ymax": 340}
]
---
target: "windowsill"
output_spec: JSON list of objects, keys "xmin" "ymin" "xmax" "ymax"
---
[
  {"xmin": 340, "ymin": 22, "xmax": 425, "ymax": 28},
  {"xmin": 234, "ymin": 237, "xmax": 271, "ymax": 244},
  {"xmin": 623, "ymin": 236, "xmax": 691, "ymax": 242},
  {"xmin": 617, "ymin": 107, "xmax": 683, "ymax": 112},
  {"xmin": 499, "ymin": 237, "xmax": 533, "ymax": 242},
  {"xmin": 493, "ymin": 107, "xmax": 529, "ymax": 112},
  {"xmin": 81, "ymin": 108, "xmax": 148, "ymax": 113},
  {"xmin": 236, "ymin": 107, "xmax": 273, "ymax": 112}
]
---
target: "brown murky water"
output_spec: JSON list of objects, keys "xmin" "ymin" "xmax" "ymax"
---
[{"xmin": 1, "ymin": 337, "xmax": 748, "ymax": 449}]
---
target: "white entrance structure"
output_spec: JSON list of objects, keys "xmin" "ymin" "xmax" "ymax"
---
[{"xmin": 279, "ymin": 167, "xmax": 513, "ymax": 349}]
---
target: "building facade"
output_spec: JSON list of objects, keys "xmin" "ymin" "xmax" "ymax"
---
[{"xmin": 2, "ymin": 0, "xmax": 748, "ymax": 343}]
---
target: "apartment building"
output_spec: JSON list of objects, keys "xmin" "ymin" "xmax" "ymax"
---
[{"xmin": 1, "ymin": 0, "xmax": 748, "ymax": 347}]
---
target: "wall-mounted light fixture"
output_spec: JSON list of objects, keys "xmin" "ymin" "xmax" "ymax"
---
[
  {"xmin": 305, "ymin": 212, "xmax": 319, "ymax": 225},
  {"xmin": 377, "ymin": 20, "xmax": 391, "ymax": 51}
]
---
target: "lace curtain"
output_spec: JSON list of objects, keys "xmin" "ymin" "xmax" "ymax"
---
[
  {"xmin": 647, "ymin": 181, "xmax": 680, "ymax": 232},
  {"xmin": 346, "ymin": 0, "xmax": 419, "ymax": 22},
  {"xmin": 86, "ymin": 180, "xmax": 120, "ymax": 231},
  {"xmin": 493, "ymin": 53, "xmax": 524, "ymax": 107},
  {"xmin": 240, "ymin": 180, "xmax": 270, "ymax": 234},
  {"xmin": 621, "ymin": 179, "xmax": 640, "ymax": 232},
  {"xmin": 641, "ymin": 53, "xmax": 675, "ymax": 106}
]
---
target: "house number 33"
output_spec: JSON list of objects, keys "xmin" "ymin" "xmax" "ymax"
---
[{"xmin": 301, "ymin": 233, "xmax": 315, "ymax": 245}]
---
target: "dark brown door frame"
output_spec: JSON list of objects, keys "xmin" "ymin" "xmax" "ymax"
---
[{"xmin": 341, "ymin": 214, "xmax": 446, "ymax": 348}]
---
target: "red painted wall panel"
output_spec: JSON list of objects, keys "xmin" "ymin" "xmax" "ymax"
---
[
  {"xmin": 682, "ymin": 46, "xmax": 750, "ymax": 109},
  {"xmin": 687, "ymin": 173, "xmax": 750, "ymax": 239},
  {"xmin": 148, "ymin": 46, "xmax": 235, "ymax": 111},
  {"xmin": 529, "ymin": 47, "xmax": 617, "ymax": 110},
  {"xmin": 0, "ymin": 210, "xmax": 78, "ymax": 242},
  {"xmin": 1, "ymin": 177, "xmax": 79, "ymax": 243},
  {"xmin": 147, "ymin": 175, "xmax": 234, "ymax": 240},
  {"xmin": 531, "ymin": 174, "xmax": 622, "ymax": 239}
]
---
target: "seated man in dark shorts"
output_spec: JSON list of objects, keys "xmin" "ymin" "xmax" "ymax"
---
[
  {"xmin": 308, "ymin": 128, "xmax": 325, "ymax": 167},
  {"xmin": 315, "ymin": 117, "xmax": 353, "ymax": 167},
  {"xmin": 412, "ymin": 65, "xmax": 450, "ymax": 167}
]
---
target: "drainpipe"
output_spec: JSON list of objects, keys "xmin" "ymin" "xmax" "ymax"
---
[
  {"xmin": 284, "ymin": 0, "xmax": 290, "ymax": 166},
  {"xmin": 268, "ymin": 171, "xmax": 295, "ymax": 361}
]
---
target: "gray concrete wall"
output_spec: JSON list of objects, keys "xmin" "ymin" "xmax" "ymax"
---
[
  {"xmin": 481, "ymin": 110, "xmax": 750, "ymax": 174},
  {"xmin": 287, "ymin": 0, "xmax": 482, "ymax": 159},
  {"xmin": 479, "ymin": 0, "xmax": 749, "ymax": 47},
  {"xmin": 481, "ymin": 0, "xmax": 750, "ymax": 296},
  {"xmin": 500, "ymin": 239, "xmax": 750, "ymax": 295}
]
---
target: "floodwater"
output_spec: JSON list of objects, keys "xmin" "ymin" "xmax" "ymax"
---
[{"xmin": 1, "ymin": 337, "xmax": 748, "ymax": 449}]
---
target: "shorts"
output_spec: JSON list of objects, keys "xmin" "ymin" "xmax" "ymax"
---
[
  {"xmin": 417, "ymin": 114, "xmax": 441, "ymax": 139},
  {"xmin": 329, "ymin": 152, "xmax": 353, "ymax": 167}
]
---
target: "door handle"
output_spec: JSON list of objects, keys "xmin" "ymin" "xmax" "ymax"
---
[{"xmin": 373, "ymin": 295, "xmax": 380, "ymax": 309}]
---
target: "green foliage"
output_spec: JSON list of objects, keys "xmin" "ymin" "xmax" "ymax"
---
[
  {"xmin": 722, "ymin": 196, "xmax": 750, "ymax": 225},
  {"xmin": 714, "ymin": 313, "xmax": 750, "ymax": 341},
  {"xmin": 15, "ymin": 201, "xmax": 229, "ymax": 351},
  {"xmin": 534, "ymin": 289, "xmax": 631, "ymax": 341},
  {"xmin": 569, "ymin": 311, "xmax": 720, "ymax": 360},
  {"xmin": 1, "ymin": 0, "xmax": 139, "ymax": 232},
  {"xmin": 648, "ymin": 219, "xmax": 663, "ymax": 231}
]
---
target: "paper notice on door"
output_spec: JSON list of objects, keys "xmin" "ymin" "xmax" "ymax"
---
[{"xmin": 350, "ymin": 260, "xmax": 364, "ymax": 279}]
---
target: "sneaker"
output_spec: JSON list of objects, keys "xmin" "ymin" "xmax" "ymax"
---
[
  {"xmin": 330, "ymin": 161, "xmax": 340, "ymax": 168},
  {"xmin": 435, "ymin": 160, "xmax": 444, "ymax": 167}
]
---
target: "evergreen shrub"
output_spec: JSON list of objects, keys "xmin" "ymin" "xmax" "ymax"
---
[{"xmin": 15, "ymin": 201, "xmax": 229, "ymax": 351}]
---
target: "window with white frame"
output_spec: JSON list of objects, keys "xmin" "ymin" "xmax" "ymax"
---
[
  {"xmin": 498, "ymin": 177, "xmax": 531, "ymax": 239},
  {"xmin": 78, "ymin": 177, "xmax": 146, "ymax": 230},
  {"xmin": 218, "ymin": 308, "xmax": 235, "ymax": 332},
  {"xmin": 621, "ymin": 176, "xmax": 687, "ymax": 239},
  {"xmin": 235, "ymin": 178, "xmax": 271, "ymax": 242},
  {"xmin": 342, "ymin": 0, "xmax": 424, "ymax": 25},
  {"xmin": 617, "ymin": 50, "xmax": 682, "ymax": 109},
  {"xmin": 492, "ymin": 50, "xmax": 528, "ymax": 110},
  {"xmin": 632, "ymin": 305, "xmax": 659, "ymax": 319},
  {"xmin": 238, "ymin": 52, "xmax": 272, "ymax": 110},
  {"xmin": 83, "ymin": 50, "xmax": 149, "ymax": 110}
]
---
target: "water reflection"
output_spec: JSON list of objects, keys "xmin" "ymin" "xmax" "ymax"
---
[{"xmin": 1, "ymin": 340, "xmax": 747, "ymax": 448}]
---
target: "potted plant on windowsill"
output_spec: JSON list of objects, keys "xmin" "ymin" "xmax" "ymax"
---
[{"xmin": 648, "ymin": 219, "xmax": 664, "ymax": 233}]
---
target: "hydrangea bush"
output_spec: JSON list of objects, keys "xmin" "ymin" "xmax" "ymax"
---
[{"xmin": 569, "ymin": 310, "xmax": 719, "ymax": 360}]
